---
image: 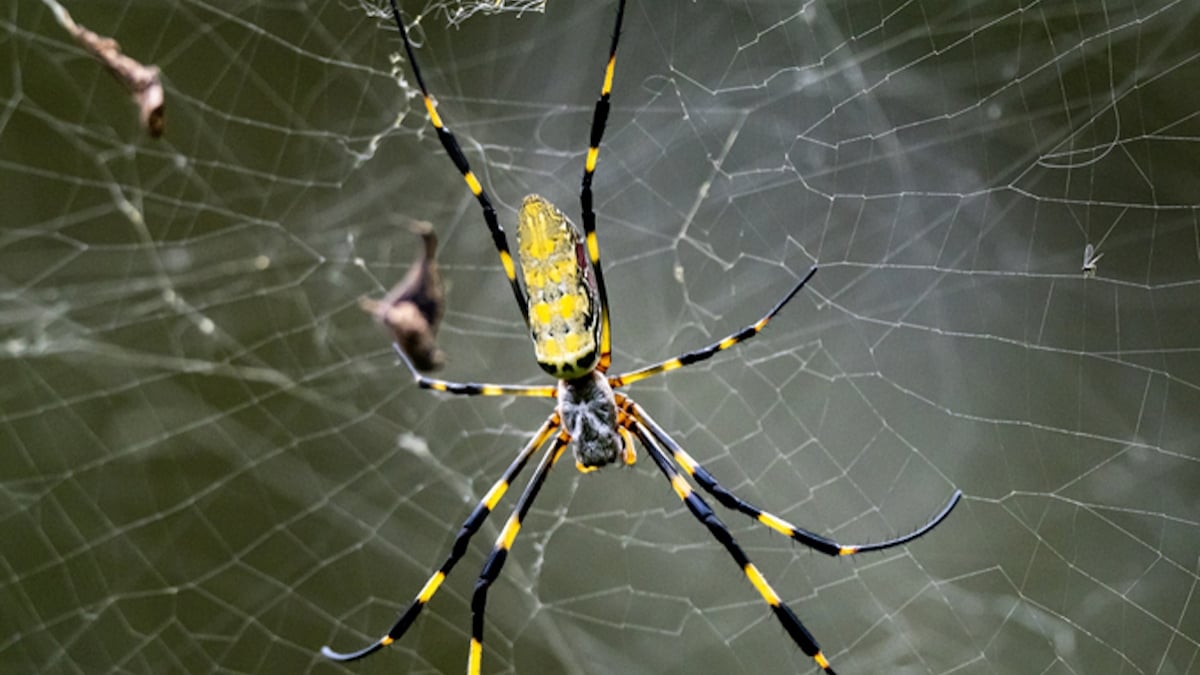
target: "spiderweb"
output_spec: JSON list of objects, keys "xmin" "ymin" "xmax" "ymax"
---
[{"xmin": 3, "ymin": 0, "xmax": 1199, "ymax": 673}]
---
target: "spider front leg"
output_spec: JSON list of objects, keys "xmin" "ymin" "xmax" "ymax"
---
[
  {"xmin": 626, "ymin": 418, "xmax": 837, "ymax": 674},
  {"xmin": 578, "ymin": 0, "xmax": 628, "ymax": 373},
  {"xmin": 388, "ymin": 0, "xmax": 529, "ymax": 325},
  {"xmin": 623, "ymin": 397, "xmax": 962, "ymax": 556},
  {"xmin": 321, "ymin": 416, "xmax": 560, "ymax": 662}
]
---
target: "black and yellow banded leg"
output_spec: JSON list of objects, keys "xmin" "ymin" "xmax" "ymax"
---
[
  {"xmin": 624, "ymin": 397, "xmax": 962, "ymax": 556},
  {"xmin": 391, "ymin": 344, "xmax": 557, "ymax": 398},
  {"xmin": 321, "ymin": 416, "xmax": 561, "ymax": 663},
  {"xmin": 579, "ymin": 0, "xmax": 627, "ymax": 373},
  {"xmin": 468, "ymin": 434, "xmax": 570, "ymax": 675},
  {"xmin": 628, "ymin": 419, "xmax": 837, "ymax": 674},
  {"xmin": 608, "ymin": 266, "xmax": 818, "ymax": 388},
  {"xmin": 388, "ymin": 0, "xmax": 529, "ymax": 325}
]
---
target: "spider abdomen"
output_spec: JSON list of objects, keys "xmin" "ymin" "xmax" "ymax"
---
[
  {"xmin": 517, "ymin": 194, "xmax": 600, "ymax": 380},
  {"xmin": 558, "ymin": 371, "xmax": 624, "ymax": 469}
]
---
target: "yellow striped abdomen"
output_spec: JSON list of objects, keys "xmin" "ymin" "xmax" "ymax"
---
[{"xmin": 517, "ymin": 194, "xmax": 599, "ymax": 380}]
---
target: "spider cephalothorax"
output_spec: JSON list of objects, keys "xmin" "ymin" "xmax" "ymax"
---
[{"xmin": 557, "ymin": 370, "xmax": 633, "ymax": 470}]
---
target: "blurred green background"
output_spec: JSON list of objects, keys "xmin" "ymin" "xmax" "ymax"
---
[{"xmin": 3, "ymin": 1, "xmax": 1199, "ymax": 673}]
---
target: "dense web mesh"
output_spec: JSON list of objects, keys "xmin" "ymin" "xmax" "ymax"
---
[{"xmin": 3, "ymin": 1, "xmax": 1199, "ymax": 673}]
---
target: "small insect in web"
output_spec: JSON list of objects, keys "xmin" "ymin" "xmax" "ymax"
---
[
  {"xmin": 1082, "ymin": 243, "xmax": 1103, "ymax": 278},
  {"xmin": 321, "ymin": 2, "xmax": 962, "ymax": 673}
]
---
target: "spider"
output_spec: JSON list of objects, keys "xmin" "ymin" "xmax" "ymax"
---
[{"xmin": 322, "ymin": 1, "xmax": 962, "ymax": 672}]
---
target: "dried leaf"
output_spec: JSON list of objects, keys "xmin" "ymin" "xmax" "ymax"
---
[
  {"xmin": 44, "ymin": 0, "xmax": 165, "ymax": 137},
  {"xmin": 361, "ymin": 221, "xmax": 447, "ymax": 371}
]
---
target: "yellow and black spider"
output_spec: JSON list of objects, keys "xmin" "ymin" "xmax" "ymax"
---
[{"xmin": 322, "ymin": 1, "xmax": 962, "ymax": 673}]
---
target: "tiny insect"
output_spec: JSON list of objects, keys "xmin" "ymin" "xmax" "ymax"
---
[
  {"xmin": 321, "ymin": 2, "xmax": 962, "ymax": 673},
  {"xmin": 1082, "ymin": 243, "xmax": 1103, "ymax": 278}
]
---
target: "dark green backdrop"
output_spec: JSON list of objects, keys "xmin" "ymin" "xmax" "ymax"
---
[{"xmin": 3, "ymin": 1, "xmax": 1198, "ymax": 673}]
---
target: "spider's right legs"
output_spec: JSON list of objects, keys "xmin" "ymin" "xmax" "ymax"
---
[
  {"xmin": 608, "ymin": 266, "xmax": 817, "ymax": 388},
  {"xmin": 624, "ymin": 397, "xmax": 961, "ymax": 556},
  {"xmin": 626, "ymin": 416, "xmax": 837, "ymax": 674},
  {"xmin": 579, "ymin": 0, "xmax": 628, "ymax": 372}
]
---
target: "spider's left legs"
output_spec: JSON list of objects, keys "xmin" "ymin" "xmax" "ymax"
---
[
  {"xmin": 391, "ymin": 344, "xmax": 557, "ymax": 398},
  {"xmin": 321, "ymin": 416, "xmax": 561, "ymax": 662},
  {"xmin": 622, "ymin": 396, "xmax": 961, "ymax": 556},
  {"xmin": 609, "ymin": 266, "xmax": 817, "ymax": 388},
  {"xmin": 387, "ymin": 0, "xmax": 529, "ymax": 325},
  {"xmin": 467, "ymin": 433, "xmax": 569, "ymax": 675},
  {"xmin": 580, "ymin": 0, "xmax": 628, "ymax": 373},
  {"xmin": 626, "ymin": 418, "xmax": 837, "ymax": 674}
]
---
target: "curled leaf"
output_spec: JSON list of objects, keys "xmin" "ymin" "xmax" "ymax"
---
[
  {"xmin": 360, "ymin": 221, "xmax": 446, "ymax": 371},
  {"xmin": 44, "ymin": 0, "xmax": 165, "ymax": 137}
]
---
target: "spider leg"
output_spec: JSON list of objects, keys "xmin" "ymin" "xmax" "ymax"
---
[
  {"xmin": 321, "ymin": 415, "xmax": 561, "ymax": 662},
  {"xmin": 580, "ymin": 0, "xmax": 627, "ymax": 373},
  {"xmin": 626, "ymin": 417, "xmax": 837, "ymax": 674},
  {"xmin": 623, "ymin": 396, "xmax": 961, "ymax": 556},
  {"xmin": 391, "ymin": 343, "xmax": 557, "ymax": 398},
  {"xmin": 468, "ymin": 432, "xmax": 570, "ymax": 675},
  {"xmin": 609, "ymin": 266, "xmax": 817, "ymax": 388},
  {"xmin": 388, "ymin": 0, "xmax": 529, "ymax": 326}
]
